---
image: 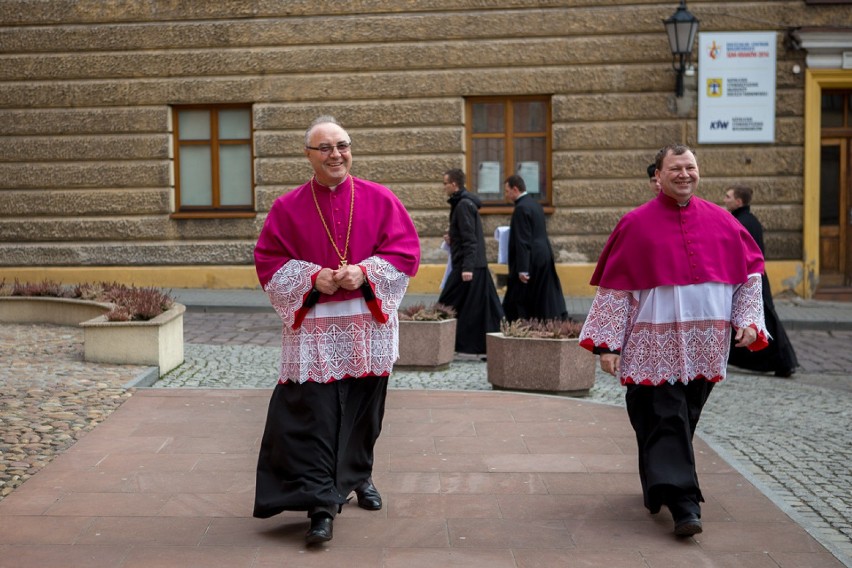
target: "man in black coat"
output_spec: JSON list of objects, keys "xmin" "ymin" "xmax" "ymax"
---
[
  {"xmin": 437, "ymin": 168, "xmax": 503, "ymax": 355},
  {"xmin": 501, "ymin": 174, "xmax": 568, "ymax": 322},
  {"xmin": 723, "ymin": 185, "xmax": 798, "ymax": 377}
]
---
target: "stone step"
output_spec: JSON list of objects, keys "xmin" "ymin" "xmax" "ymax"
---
[{"xmin": 814, "ymin": 286, "xmax": 852, "ymax": 302}]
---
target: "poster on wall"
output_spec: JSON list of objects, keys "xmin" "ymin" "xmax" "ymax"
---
[
  {"xmin": 697, "ymin": 32, "xmax": 776, "ymax": 144},
  {"xmin": 477, "ymin": 161, "xmax": 501, "ymax": 194},
  {"xmin": 517, "ymin": 162, "xmax": 540, "ymax": 194}
]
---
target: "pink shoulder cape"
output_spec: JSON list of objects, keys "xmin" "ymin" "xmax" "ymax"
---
[
  {"xmin": 254, "ymin": 175, "xmax": 420, "ymax": 292},
  {"xmin": 590, "ymin": 192, "xmax": 764, "ymax": 290}
]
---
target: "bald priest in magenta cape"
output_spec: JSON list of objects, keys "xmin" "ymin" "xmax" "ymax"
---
[{"xmin": 252, "ymin": 116, "xmax": 420, "ymax": 545}]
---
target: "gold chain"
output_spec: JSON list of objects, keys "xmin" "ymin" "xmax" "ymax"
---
[{"xmin": 310, "ymin": 175, "xmax": 355, "ymax": 269}]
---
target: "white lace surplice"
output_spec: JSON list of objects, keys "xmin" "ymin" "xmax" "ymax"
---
[
  {"xmin": 265, "ymin": 256, "xmax": 410, "ymax": 383},
  {"xmin": 579, "ymin": 276, "xmax": 766, "ymax": 386}
]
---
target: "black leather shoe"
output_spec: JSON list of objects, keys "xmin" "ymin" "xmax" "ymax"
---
[
  {"xmin": 673, "ymin": 513, "xmax": 703, "ymax": 536},
  {"xmin": 355, "ymin": 480, "xmax": 382, "ymax": 511},
  {"xmin": 305, "ymin": 514, "xmax": 333, "ymax": 544}
]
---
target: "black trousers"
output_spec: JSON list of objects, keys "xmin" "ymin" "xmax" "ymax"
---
[
  {"xmin": 625, "ymin": 379, "xmax": 714, "ymax": 515},
  {"xmin": 253, "ymin": 376, "xmax": 388, "ymax": 519}
]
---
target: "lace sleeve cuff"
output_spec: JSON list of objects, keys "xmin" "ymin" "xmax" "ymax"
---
[
  {"xmin": 265, "ymin": 260, "xmax": 320, "ymax": 328},
  {"xmin": 579, "ymin": 287, "xmax": 635, "ymax": 354},
  {"xmin": 731, "ymin": 274, "xmax": 770, "ymax": 352}
]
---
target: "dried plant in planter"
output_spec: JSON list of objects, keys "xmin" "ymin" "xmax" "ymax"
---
[
  {"xmin": 100, "ymin": 284, "xmax": 175, "ymax": 322},
  {"xmin": 9, "ymin": 279, "xmax": 71, "ymax": 298},
  {"xmin": 72, "ymin": 282, "xmax": 109, "ymax": 301},
  {"xmin": 398, "ymin": 302, "xmax": 456, "ymax": 321},
  {"xmin": 500, "ymin": 318, "xmax": 584, "ymax": 339},
  {"xmin": 72, "ymin": 281, "xmax": 175, "ymax": 321},
  {"xmin": 3, "ymin": 279, "xmax": 175, "ymax": 322}
]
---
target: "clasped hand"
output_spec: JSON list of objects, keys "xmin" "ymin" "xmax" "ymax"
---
[{"xmin": 315, "ymin": 265, "xmax": 365, "ymax": 295}]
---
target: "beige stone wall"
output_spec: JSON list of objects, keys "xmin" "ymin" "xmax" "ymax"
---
[{"xmin": 1, "ymin": 0, "xmax": 847, "ymax": 273}]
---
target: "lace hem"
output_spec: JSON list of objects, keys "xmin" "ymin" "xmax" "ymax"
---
[
  {"xmin": 267, "ymin": 257, "xmax": 410, "ymax": 383},
  {"xmin": 620, "ymin": 319, "xmax": 731, "ymax": 385}
]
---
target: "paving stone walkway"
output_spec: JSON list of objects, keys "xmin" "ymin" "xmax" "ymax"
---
[
  {"xmin": 1, "ymin": 305, "xmax": 850, "ymax": 566},
  {"xmin": 167, "ymin": 310, "xmax": 852, "ymax": 565}
]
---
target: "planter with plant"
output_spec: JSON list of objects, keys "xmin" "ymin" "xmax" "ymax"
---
[
  {"xmin": 0, "ymin": 279, "xmax": 113, "ymax": 325},
  {"xmin": 396, "ymin": 302, "xmax": 457, "ymax": 369},
  {"xmin": 1, "ymin": 279, "xmax": 184, "ymax": 375},
  {"xmin": 486, "ymin": 318, "xmax": 595, "ymax": 396}
]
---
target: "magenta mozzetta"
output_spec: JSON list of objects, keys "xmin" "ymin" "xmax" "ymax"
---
[{"xmin": 590, "ymin": 191, "xmax": 765, "ymax": 290}]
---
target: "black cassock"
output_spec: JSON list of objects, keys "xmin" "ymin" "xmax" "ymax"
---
[
  {"xmin": 502, "ymin": 194, "xmax": 568, "ymax": 322},
  {"xmin": 727, "ymin": 206, "xmax": 798, "ymax": 376},
  {"xmin": 253, "ymin": 376, "xmax": 388, "ymax": 518},
  {"xmin": 438, "ymin": 189, "xmax": 503, "ymax": 354},
  {"xmin": 626, "ymin": 379, "xmax": 714, "ymax": 515}
]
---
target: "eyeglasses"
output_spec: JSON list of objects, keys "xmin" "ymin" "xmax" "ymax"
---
[{"xmin": 305, "ymin": 141, "xmax": 352, "ymax": 155}]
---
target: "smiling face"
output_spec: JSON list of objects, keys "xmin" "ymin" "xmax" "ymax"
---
[
  {"xmin": 658, "ymin": 149, "xmax": 699, "ymax": 204},
  {"xmin": 304, "ymin": 122, "xmax": 352, "ymax": 186}
]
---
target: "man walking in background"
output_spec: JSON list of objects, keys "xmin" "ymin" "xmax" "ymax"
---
[
  {"xmin": 723, "ymin": 184, "xmax": 798, "ymax": 377},
  {"xmin": 502, "ymin": 174, "xmax": 567, "ymax": 322},
  {"xmin": 438, "ymin": 168, "xmax": 503, "ymax": 356}
]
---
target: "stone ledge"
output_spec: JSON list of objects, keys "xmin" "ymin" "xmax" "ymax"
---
[{"xmin": 0, "ymin": 296, "xmax": 111, "ymax": 325}]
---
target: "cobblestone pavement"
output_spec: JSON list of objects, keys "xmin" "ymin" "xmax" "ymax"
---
[
  {"xmin": 0, "ymin": 324, "xmax": 142, "ymax": 500},
  {"xmin": 2, "ymin": 311, "xmax": 850, "ymax": 565}
]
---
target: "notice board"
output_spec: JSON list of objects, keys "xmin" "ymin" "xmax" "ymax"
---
[{"xmin": 697, "ymin": 32, "xmax": 776, "ymax": 144}]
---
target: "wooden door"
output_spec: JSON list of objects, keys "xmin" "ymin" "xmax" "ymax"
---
[{"xmin": 819, "ymin": 92, "xmax": 852, "ymax": 287}]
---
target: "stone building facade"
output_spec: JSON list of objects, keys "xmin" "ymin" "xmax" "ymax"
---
[{"xmin": 1, "ymin": 1, "xmax": 851, "ymax": 297}]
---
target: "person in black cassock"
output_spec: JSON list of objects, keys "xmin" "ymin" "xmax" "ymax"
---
[
  {"xmin": 501, "ymin": 174, "xmax": 568, "ymax": 322},
  {"xmin": 437, "ymin": 168, "xmax": 503, "ymax": 355},
  {"xmin": 723, "ymin": 185, "xmax": 798, "ymax": 377}
]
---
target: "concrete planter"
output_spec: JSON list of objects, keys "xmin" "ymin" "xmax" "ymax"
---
[
  {"xmin": 486, "ymin": 332, "xmax": 596, "ymax": 396},
  {"xmin": 80, "ymin": 303, "xmax": 186, "ymax": 376},
  {"xmin": 0, "ymin": 296, "xmax": 185, "ymax": 377},
  {"xmin": 0, "ymin": 296, "xmax": 111, "ymax": 325},
  {"xmin": 396, "ymin": 318, "xmax": 457, "ymax": 370}
]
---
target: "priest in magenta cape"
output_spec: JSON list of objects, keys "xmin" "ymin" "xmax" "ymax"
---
[
  {"xmin": 254, "ymin": 176, "xmax": 420, "ymax": 379},
  {"xmin": 252, "ymin": 116, "xmax": 420, "ymax": 545},
  {"xmin": 579, "ymin": 144, "xmax": 768, "ymax": 538}
]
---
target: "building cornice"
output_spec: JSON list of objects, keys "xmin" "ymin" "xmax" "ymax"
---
[{"xmin": 792, "ymin": 27, "xmax": 852, "ymax": 69}]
